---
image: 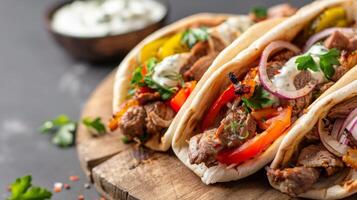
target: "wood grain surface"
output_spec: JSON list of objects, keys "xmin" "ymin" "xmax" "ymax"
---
[{"xmin": 76, "ymin": 71, "xmax": 355, "ymax": 200}]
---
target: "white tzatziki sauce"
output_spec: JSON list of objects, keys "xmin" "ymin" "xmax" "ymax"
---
[
  {"xmin": 209, "ymin": 16, "xmax": 254, "ymax": 46},
  {"xmin": 51, "ymin": 0, "xmax": 166, "ymax": 37},
  {"xmin": 152, "ymin": 54, "xmax": 190, "ymax": 88},
  {"xmin": 272, "ymin": 44, "xmax": 330, "ymax": 91}
]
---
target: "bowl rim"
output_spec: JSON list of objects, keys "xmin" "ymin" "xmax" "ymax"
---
[{"xmin": 44, "ymin": 0, "xmax": 170, "ymax": 40}]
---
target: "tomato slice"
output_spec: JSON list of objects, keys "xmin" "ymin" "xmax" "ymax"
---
[
  {"xmin": 169, "ymin": 81, "xmax": 196, "ymax": 113},
  {"xmin": 201, "ymin": 84, "xmax": 235, "ymax": 131},
  {"xmin": 216, "ymin": 106, "xmax": 292, "ymax": 165}
]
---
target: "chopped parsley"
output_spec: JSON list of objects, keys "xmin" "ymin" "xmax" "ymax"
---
[
  {"xmin": 319, "ymin": 48, "xmax": 340, "ymax": 79},
  {"xmin": 250, "ymin": 7, "xmax": 268, "ymax": 19},
  {"xmin": 130, "ymin": 65, "xmax": 144, "ymax": 86},
  {"xmin": 121, "ymin": 136, "xmax": 133, "ymax": 144},
  {"xmin": 7, "ymin": 175, "xmax": 52, "ymax": 200},
  {"xmin": 144, "ymin": 76, "xmax": 176, "ymax": 100},
  {"xmin": 40, "ymin": 115, "xmax": 76, "ymax": 148},
  {"xmin": 181, "ymin": 27, "xmax": 209, "ymax": 48},
  {"xmin": 242, "ymin": 85, "xmax": 275, "ymax": 112},
  {"xmin": 295, "ymin": 48, "xmax": 340, "ymax": 80},
  {"xmin": 296, "ymin": 54, "xmax": 319, "ymax": 71},
  {"xmin": 82, "ymin": 117, "xmax": 106, "ymax": 136},
  {"xmin": 130, "ymin": 57, "xmax": 175, "ymax": 100}
]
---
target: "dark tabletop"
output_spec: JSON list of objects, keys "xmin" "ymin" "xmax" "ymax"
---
[{"xmin": 0, "ymin": 0, "xmax": 312, "ymax": 199}]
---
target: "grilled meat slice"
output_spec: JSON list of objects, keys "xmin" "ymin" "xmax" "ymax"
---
[
  {"xmin": 297, "ymin": 145, "xmax": 344, "ymax": 176},
  {"xmin": 328, "ymin": 96, "xmax": 357, "ymax": 119},
  {"xmin": 218, "ymin": 107, "xmax": 257, "ymax": 149},
  {"xmin": 188, "ymin": 129, "xmax": 221, "ymax": 167},
  {"xmin": 267, "ymin": 166, "xmax": 320, "ymax": 196},
  {"xmin": 144, "ymin": 101, "xmax": 175, "ymax": 136},
  {"xmin": 135, "ymin": 92, "xmax": 161, "ymax": 105},
  {"xmin": 119, "ymin": 106, "xmax": 147, "ymax": 140}
]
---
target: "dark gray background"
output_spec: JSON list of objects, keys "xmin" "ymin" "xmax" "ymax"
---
[{"xmin": 0, "ymin": 0, "xmax": 312, "ymax": 199}]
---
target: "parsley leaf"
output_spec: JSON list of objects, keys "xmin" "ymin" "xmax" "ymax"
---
[
  {"xmin": 82, "ymin": 117, "xmax": 106, "ymax": 136},
  {"xmin": 250, "ymin": 7, "xmax": 268, "ymax": 18},
  {"xmin": 146, "ymin": 57, "xmax": 158, "ymax": 74},
  {"xmin": 295, "ymin": 54, "xmax": 319, "ymax": 72},
  {"xmin": 130, "ymin": 66, "xmax": 144, "ymax": 86},
  {"xmin": 40, "ymin": 115, "xmax": 76, "ymax": 148},
  {"xmin": 319, "ymin": 48, "xmax": 340, "ymax": 79},
  {"xmin": 52, "ymin": 123, "xmax": 76, "ymax": 147},
  {"xmin": 143, "ymin": 76, "xmax": 176, "ymax": 100},
  {"xmin": 7, "ymin": 175, "xmax": 52, "ymax": 200},
  {"xmin": 181, "ymin": 27, "xmax": 209, "ymax": 48},
  {"xmin": 242, "ymin": 85, "xmax": 275, "ymax": 111}
]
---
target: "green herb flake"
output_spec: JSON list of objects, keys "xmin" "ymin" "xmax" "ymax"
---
[
  {"xmin": 146, "ymin": 57, "xmax": 158, "ymax": 74},
  {"xmin": 7, "ymin": 175, "xmax": 52, "ymax": 200},
  {"xmin": 121, "ymin": 136, "xmax": 133, "ymax": 144},
  {"xmin": 295, "ymin": 54, "xmax": 319, "ymax": 72},
  {"xmin": 242, "ymin": 85, "xmax": 275, "ymax": 111},
  {"xmin": 52, "ymin": 123, "xmax": 76, "ymax": 147},
  {"xmin": 250, "ymin": 7, "xmax": 268, "ymax": 18},
  {"xmin": 82, "ymin": 117, "xmax": 106, "ymax": 136},
  {"xmin": 319, "ymin": 48, "xmax": 340, "ymax": 79},
  {"xmin": 39, "ymin": 115, "xmax": 76, "ymax": 148},
  {"xmin": 130, "ymin": 66, "xmax": 144, "ymax": 85},
  {"xmin": 181, "ymin": 27, "xmax": 209, "ymax": 48},
  {"xmin": 143, "ymin": 76, "xmax": 176, "ymax": 100}
]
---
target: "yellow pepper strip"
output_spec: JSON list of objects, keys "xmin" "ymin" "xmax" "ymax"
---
[
  {"xmin": 314, "ymin": 7, "xmax": 347, "ymax": 33},
  {"xmin": 158, "ymin": 32, "xmax": 189, "ymax": 60},
  {"xmin": 140, "ymin": 37, "xmax": 169, "ymax": 63}
]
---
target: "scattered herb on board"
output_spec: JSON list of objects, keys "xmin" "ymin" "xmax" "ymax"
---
[
  {"xmin": 181, "ymin": 27, "xmax": 209, "ymax": 48},
  {"xmin": 250, "ymin": 7, "xmax": 268, "ymax": 19},
  {"xmin": 40, "ymin": 114, "xmax": 76, "ymax": 148},
  {"xmin": 82, "ymin": 117, "xmax": 106, "ymax": 136},
  {"xmin": 7, "ymin": 175, "xmax": 52, "ymax": 200},
  {"xmin": 242, "ymin": 85, "xmax": 275, "ymax": 112}
]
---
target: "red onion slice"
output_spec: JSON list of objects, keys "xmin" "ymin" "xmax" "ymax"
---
[
  {"xmin": 259, "ymin": 41, "xmax": 317, "ymax": 100},
  {"xmin": 339, "ymin": 108, "xmax": 357, "ymax": 140},
  {"xmin": 303, "ymin": 28, "xmax": 355, "ymax": 52},
  {"xmin": 346, "ymin": 115, "xmax": 357, "ymax": 141},
  {"xmin": 331, "ymin": 118, "xmax": 344, "ymax": 139},
  {"xmin": 318, "ymin": 118, "xmax": 348, "ymax": 157}
]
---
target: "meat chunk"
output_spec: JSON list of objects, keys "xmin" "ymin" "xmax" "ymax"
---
[
  {"xmin": 324, "ymin": 31, "xmax": 357, "ymax": 52},
  {"xmin": 267, "ymin": 166, "xmax": 320, "ymax": 196},
  {"xmin": 135, "ymin": 92, "xmax": 161, "ymax": 105},
  {"xmin": 144, "ymin": 101, "xmax": 175, "ymax": 136},
  {"xmin": 294, "ymin": 70, "xmax": 312, "ymax": 89},
  {"xmin": 297, "ymin": 145, "xmax": 344, "ymax": 176},
  {"xmin": 184, "ymin": 52, "xmax": 217, "ymax": 81},
  {"xmin": 119, "ymin": 106, "xmax": 147, "ymax": 140},
  {"xmin": 266, "ymin": 61, "xmax": 284, "ymax": 79},
  {"xmin": 328, "ymin": 96, "xmax": 357, "ymax": 118},
  {"xmin": 218, "ymin": 108, "xmax": 257, "ymax": 149},
  {"xmin": 188, "ymin": 129, "xmax": 221, "ymax": 167},
  {"xmin": 324, "ymin": 31, "xmax": 350, "ymax": 50},
  {"xmin": 281, "ymin": 92, "xmax": 313, "ymax": 119},
  {"xmin": 180, "ymin": 41, "xmax": 210, "ymax": 76},
  {"xmin": 348, "ymin": 36, "xmax": 357, "ymax": 51},
  {"xmin": 268, "ymin": 4, "xmax": 297, "ymax": 18}
]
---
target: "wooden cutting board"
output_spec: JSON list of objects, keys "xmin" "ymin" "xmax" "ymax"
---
[{"xmin": 76, "ymin": 70, "xmax": 356, "ymax": 200}]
